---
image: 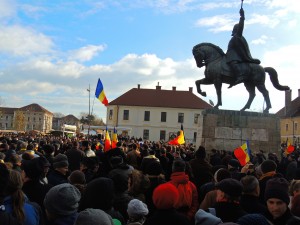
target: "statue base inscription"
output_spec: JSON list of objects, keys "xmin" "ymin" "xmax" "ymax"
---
[{"xmin": 196, "ymin": 109, "xmax": 281, "ymax": 154}]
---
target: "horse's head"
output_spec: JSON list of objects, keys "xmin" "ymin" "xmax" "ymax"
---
[
  {"xmin": 192, "ymin": 45, "xmax": 205, "ymax": 68},
  {"xmin": 192, "ymin": 43, "xmax": 225, "ymax": 68}
]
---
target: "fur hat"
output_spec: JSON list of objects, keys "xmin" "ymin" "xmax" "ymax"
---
[
  {"xmin": 53, "ymin": 153, "xmax": 69, "ymax": 169},
  {"xmin": 68, "ymin": 170, "xmax": 86, "ymax": 185},
  {"xmin": 44, "ymin": 183, "xmax": 81, "ymax": 216},
  {"xmin": 228, "ymin": 159, "xmax": 240, "ymax": 169},
  {"xmin": 215, "ymin": 178, "xmax": 243, "ymax": 197},
  {"xmin": 127, "ymin": 199, "xmax": 149, "ymax": 218},
  {"xmin": 152, "ymin": 183, "xmax": 179, "ymax": 209},
  {"xmin": 195, "ymin": 209, "xmax": 222, "ymax": 225},
  {"xmin": 264, "ymin": 177, "xmax": 289, "ymax": 204},
  {"xmin": 260, "ymin": 160, "xmax": 277, "ymax": 174},
  {"xmin": 22, "ymin": 157, "xmax": 44, "ymax": 180},
  {"xmin": 75, "ymin": 208, "xmax": 114, "ymax": 225}
]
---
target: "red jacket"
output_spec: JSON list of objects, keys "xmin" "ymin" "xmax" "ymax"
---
[{"xmin": 169, "ymin": 172, "xmax": 199, "ymax": 221}]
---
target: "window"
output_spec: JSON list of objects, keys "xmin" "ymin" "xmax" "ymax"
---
[
  {"xmin": 143, "ymin": 129, "xmax": 149, "ymax": 140},
  {"xmin": 160, "ymin": 130, "xmax": 166, "ymax": 141},
  {"xmin": 144, "ymin": 111, "xmax": 150, "ymax": 121},
  {"xmin": 161, "ymin": 112, "xmax": 167, "ymax": 122},
  {"xmin": 193, "ymin": 132, "xmax": 197, "ymax": 142},
  {"xmin": 123, "ymin": 110, "xmax": 129, "ymax": 120},
  {"xmin": 194, "ymin": 114, "xmax": 200, "ymax": 124},
  {"xmin": 286, "ymin": 124, "xmax": 288, "ymax": 132},
  {"xmin": 178, "ymin": 113, "xmax": 184, "ymax": 123},
  {"xmin": 109, "ymin": 109, "xmax": 113, "ymax": 120},
  {"xmin": 295, "ymin": 123, "xmax": 298, "ymax": 131}
]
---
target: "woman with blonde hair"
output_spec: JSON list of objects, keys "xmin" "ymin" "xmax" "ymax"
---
[{"xmin": 3, "ymin": 169, "xmax": 43, "ymax": 225}]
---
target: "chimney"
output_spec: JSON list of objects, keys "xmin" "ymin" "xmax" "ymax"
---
[
  {"xmin": 189, "ymin": 87, "xmax": 193, "ymax": 92},
  {"xmin": 285, "ymin": 89, "xmax": 292, "ymax": 116},
  {"xmin": 285, "ymin": 90, "xmax": 292, "ymax": 107},
  {"xmin": 172, "ymin": 86, "xmax": 176, "ymax": 91},
  {"xmin": 156, "ymin": 82, "xmax": 161, "ymax": 90},
  {"xmin": 137, "ymin": 84, "xmax": 140, "ymax": 89}
]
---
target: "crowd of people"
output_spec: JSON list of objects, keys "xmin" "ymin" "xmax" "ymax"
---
[{"xmin": 0, "ymin": 133, "xmax": 300, "ymax": 225}]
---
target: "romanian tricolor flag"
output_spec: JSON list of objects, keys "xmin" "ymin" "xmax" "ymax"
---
[
  {"xmin": 285, "ymin": 142, "xmax": 295, "ymax": 155},
  {"xmin": 234, "ymin": 141, "xmax": 251, "ymax": 166},
  {"xmin": 168, "ymin": 124, "xmax": 185, "ymax": 145},
  {"xmin": 95, "ymin": 78, "xmax": 109, "ymax": 106},
  {"xmin": 104, "ymin": 127, "xmax": 111, "ymax": 152},
  {"xmin": 111, "ymin": 127, "xmax": 118, "ymax": 149}
]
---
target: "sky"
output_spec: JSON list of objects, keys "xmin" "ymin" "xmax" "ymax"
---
[{"xmin": 0, "ymin": 0, "xmax": 299, "ymax": 121}]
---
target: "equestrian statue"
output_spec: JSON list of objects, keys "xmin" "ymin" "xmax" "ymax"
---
[{"xmin": 193, "ymin": 1, "xmax": 289, "ymax": 113}]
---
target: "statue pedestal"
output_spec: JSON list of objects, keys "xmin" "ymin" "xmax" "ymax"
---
[{"xmin": 196, "ymin": 109, "xmax": 281, "ymax": 154}]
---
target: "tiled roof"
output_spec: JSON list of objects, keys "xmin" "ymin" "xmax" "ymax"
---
[
  {"xmin": 19, "ymin": 103, "xmax": 53, "ymax": 115},
  {"xmin": 276, "ymin": 97, "xmax": 300, "ymax": 118},
  {"xmin": 109, "ymin": 86, "xmax": 213, "ymax": 109},
  {"xmin": 0, "ymin": 107, "xmax": 18, "ymax": 114},
  {"xmin": 63, "ymin": 114, "xmax": 79, "ymax": 121}
]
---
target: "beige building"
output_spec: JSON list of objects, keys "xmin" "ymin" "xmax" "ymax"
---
[
  {"xmin": 52, "ymin": 114, "xmax": 81, "ymax": 132},
  {"xmin": 0, "ymin": 103, "xmax": 53, "ymax": 133},
  {"xmin": 276, "ymin": 89, "xmax": 300, "ymax": 146},
  {"xmin": 106, "ymin": 84, "xmax": 212, "ymax": 143}
]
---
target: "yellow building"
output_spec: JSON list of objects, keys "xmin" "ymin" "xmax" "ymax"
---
[{"xmin": 276, "ymin": 89, "xmax": 300, "ymax": 146}]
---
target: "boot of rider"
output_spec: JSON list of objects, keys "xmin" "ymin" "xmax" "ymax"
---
[{"xmin": 228, "ymin": 63, "xmax": 245, "ymax": 88}]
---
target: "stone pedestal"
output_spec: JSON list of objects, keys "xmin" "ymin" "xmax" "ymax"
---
[{"xmin": 196, "ymin": 109, "xmax": 281, "ymax": 154}]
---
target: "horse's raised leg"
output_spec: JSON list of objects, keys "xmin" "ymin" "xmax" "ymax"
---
[
  {"xmin": 214, "ymin": 79, "xmax": 222, "ymax": 109},
  {"xmin": 241, "ymin": 83, "xmax": 256, "ymax": 111},
  {"xmin": 256, "ymin": 84, "xmax": 272, "ymax": 113},
  {"xmin": 195, "ymin": 78, "xmax": 213, "ymax": 97}
]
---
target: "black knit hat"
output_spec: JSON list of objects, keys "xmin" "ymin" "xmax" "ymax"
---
[
  {"xmin": 264, "ymin": 177, "xmax": 290, "ymax": 204},
  {"xmin": 53, "ymin": 153, "xmax": 69, "ymax": 169},
  {"xmin": 215, "ymin": 178, "xmax": 243, "ymax": 197}
]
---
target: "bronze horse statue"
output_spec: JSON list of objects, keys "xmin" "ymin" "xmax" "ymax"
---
[{"xmin": 193, "ymin": 43, "xmax": 290, "ymax": 113}]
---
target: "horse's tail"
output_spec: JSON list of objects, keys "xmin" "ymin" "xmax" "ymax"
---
[{"xmin": 264, "ymin": 67, "xmax": 290, "ymax": 91}]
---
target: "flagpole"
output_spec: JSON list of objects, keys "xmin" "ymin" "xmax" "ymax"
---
[{"xmin": 87, "ymin": 84, "xmax": 91, "ymax": 137}]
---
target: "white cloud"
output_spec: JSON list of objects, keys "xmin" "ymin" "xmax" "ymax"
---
[
  {"xmin": 0, "ymin": 25, "xmax": 54, "ymax": 56},
  {"xmin": 195, "ymin": 14, "xmax": 235, "ymax": 32},
  {"xmin": 0, "ymin": 0, "xmax": 16, "ymax": 19},
  {"xmin": 251, "ymin": 35, "xmax": 269, "ymax": 45},
  {"xmin": 68, "ymin": 45, "xmax": 106, "ymax": 62}
]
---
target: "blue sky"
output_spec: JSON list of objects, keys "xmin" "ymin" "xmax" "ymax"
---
[{"xmin": 0, "ymin": 0, "xmax": 299, "ymax": 121}]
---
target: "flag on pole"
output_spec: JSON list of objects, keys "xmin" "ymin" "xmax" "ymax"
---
[
  {"xmin": 111, "ymin": 127, "xmax": 118, "ymax": 149},
  {"xmin": 234, "ymin": 140, "xmax": 251, "ymax": 166},
  {"xmin": 285, "ymin": 141, "xmax": 295, "ymax": 155},
  {"xmin": 95, "ymin": 78, "xmax": 109, "ymax": 106},
  {"xmin": 104, "ymin": 127, "xmax": 111, "ymax": 152},
  {"xmin": 168, "ymin": 124, "xmax": 185, "ymax": 145}
]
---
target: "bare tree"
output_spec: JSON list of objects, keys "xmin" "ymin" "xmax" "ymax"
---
[
  {"xmin": 14, "ymin": 110, "xmax": 25, "ymax": 131},
  {"xmin": 53, "ymin": 112, "xmax": 65, "ymax": 118}
]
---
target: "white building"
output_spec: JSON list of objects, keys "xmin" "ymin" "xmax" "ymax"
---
[
  {"xmin": 106, "ymin": 84, "xmax": 213, "ymax": 144},
  {"xmin": 0, "ymin": 103, "xmax": 53, "ymax": 133}
]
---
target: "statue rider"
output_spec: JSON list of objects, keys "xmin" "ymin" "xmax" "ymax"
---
[{"xmin": 227, "ymin": 6, "xmax": 260, "ymax": 88}]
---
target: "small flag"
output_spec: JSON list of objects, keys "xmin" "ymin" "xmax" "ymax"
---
[
  {"xmin": 104, "ymin": 127, "xmax": 111, "ymax": 152},
  {"xmin": 285, "ymin": 142, "xmax": 295, "ymax": 155},
  {"xmin": 234, "ymin": 141, "xmax": 251, "ymax": 166},
  {"xmin": 168, "ymin": 124, "xmax": 185, "ymax": 145},
  {"xmin": 111, "ymin": 127, "xmax": 118, "ymax": 149},
  {"xmin": 95, "ymin": 78, "xmax": 109, "ymax": 106}
]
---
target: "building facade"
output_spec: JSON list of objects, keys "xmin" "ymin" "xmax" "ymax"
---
[
  {"xmin": 52, "ymin": 114, "xmax": 81, "ymax": 132},
  {"xmin": 276, "ymin": 89, "xmax": 300, "ymax": 146},
  {"xmin": 0, "ymin": 103, "xmax": 53, "ymax": 133},
  {"xmin": 106, "ymin": 84, "xmax": 213, "ymax": 143}
]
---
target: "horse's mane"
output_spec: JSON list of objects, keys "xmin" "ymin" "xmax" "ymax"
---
[{"xmin": 193, "ymin": 42, "xmax": 225, "ymax": 56}]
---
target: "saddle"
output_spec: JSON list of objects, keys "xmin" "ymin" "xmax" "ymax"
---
[{"xmin": 221, "ymin": 59, "xmax": 251, "ymax": 78}]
